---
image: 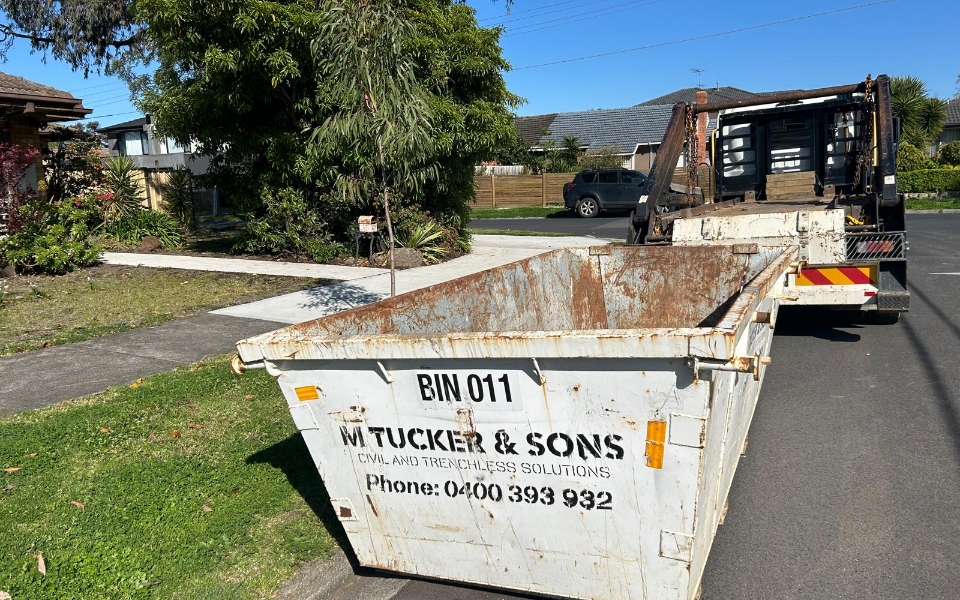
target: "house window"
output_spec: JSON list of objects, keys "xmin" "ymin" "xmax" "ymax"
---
[
  {"xmin": 119, "ymin": 131, "xmax": 148, "ymax": 156},
  {"xmin": 159, "ymin": 137, "xmax": 185, "ymax": 154}
]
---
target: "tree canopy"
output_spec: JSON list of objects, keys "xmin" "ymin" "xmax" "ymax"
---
[
  {"xmin": 0, "ymin": 0, "xmax": 147, "ymax": 75},
  {"xmin": 890, "ymin": 75, "xmax": 948, "ymax": 149},
  {"xmin": 135, "ymin": 0, "xmax": 518, "ymax": 258}
]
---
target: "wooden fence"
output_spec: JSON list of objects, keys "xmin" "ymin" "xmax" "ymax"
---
[
  {"xmin": 472, "ymin": 173, "xmax": 576, "ymax": 208},
  {"xmin": 471, "ymin": 167, "xmax": 716, "ymax": 210}
]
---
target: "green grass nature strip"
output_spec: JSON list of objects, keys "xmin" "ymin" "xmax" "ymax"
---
[
  {"xmin": 0, "ymin": 268, "xmax": 321, "ymax": 356},
  {"xmin": 0, "ymin": 356, "xmax": 337, "ymax": 600},
  {"xmin": 905, "ymin": 197, "xmax": 960, "ymax": 210},
  {"xmin": 468, "ymin": 206, "xmax": 569, "ymax": 219}
]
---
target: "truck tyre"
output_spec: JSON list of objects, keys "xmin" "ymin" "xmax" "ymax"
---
[
  {"xmin": 863, "ymin": 311, "xmax": 901, "ymax": 325},
  {"xmin": 627, "ymin": 210, "xmax": 642, "ymax": 244},
  {"xmin": 576, "ymin": 197, "xmax": 599, "ymax": 218}
]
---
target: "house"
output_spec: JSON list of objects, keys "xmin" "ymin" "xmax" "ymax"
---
[
  {"xmin": 98, "ymin": 116, "xmax": 218, "ymax": 212},
  {"xmin": 634, "ymin": 85, "xmax": 765, "ymax": 107},
  {"xmin": 0, "ymin": 72, "xmax": 91, "ymax": 231},
  {"xmin": 512, "ymin": 85, "xmax": 803, "ymax": 173},
  {"xmin": 515, "ymin": 104, "xmax": 717, "ymax": 172},
  {"xmin": 937, "ymin": 97, "xmax": 960, "ymax": 148}
]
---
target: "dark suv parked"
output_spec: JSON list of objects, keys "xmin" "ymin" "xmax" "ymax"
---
[{"xmin": 563, "ymin": 169, "xmax": 648, "ymax": 218}]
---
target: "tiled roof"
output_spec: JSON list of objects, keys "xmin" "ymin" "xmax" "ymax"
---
[
  {"xmin": 98, "ymin": 117, "xmax": 148, "ymax": 132},
  {"xmin": 0, "ymin": 71, "xmax": 75, "ymax": 99},
  {"xmin": 515, "ymin": 113, "xmax": 558, "ymax": 145},
  {"xmin": 636, "ymin": 86, "xmax": 761, "ymax": 107},
  {"xmin": 945, "ymin": 97, "xmax": 960, "ymax": 127},
  {"xmin": 535, "ymin": 104, "xmax": 678, "ymax": 154}
]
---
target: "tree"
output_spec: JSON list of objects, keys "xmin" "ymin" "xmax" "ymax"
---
[
  {"xmin": 137, "ymin": 0, "xmax": 518, "ymax": 262},
  {"xmin": 308, "ymin": 2, "xmax": 437, "ymax": 296},
  {"xmin": 890, "ymin": 75, "xmax": 948, "ymax": 149},
  {"xmin": 0, "ymin": 0, "xmax": 147, "ymax": 75},
  {"xmin": 43, "ymin": 123, "xmax": 106, "ymax": 203}
]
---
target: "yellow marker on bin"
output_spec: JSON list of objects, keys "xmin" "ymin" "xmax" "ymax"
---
[{"xmin": 645, "ymin": 420, "xmax": 667, "ymax": 469}]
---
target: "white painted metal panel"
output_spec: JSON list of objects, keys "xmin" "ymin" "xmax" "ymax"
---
[
  {"xmin": 238, "ymin": 245, "xmax": 798, "ymax": 600},
  {"xmin": 671, "ymin": 208, "xmax": 845, "ymax": 265}
]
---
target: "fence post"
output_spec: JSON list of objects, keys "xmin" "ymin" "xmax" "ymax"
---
[
  {"xmin": 491, "ymin": 174, "xmax": 497, "ymax": 208},
  {"xmin": 541, "ymin": 173, "xmax": 547, "ymax": 207}
]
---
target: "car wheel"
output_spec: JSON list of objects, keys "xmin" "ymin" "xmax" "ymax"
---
[{"xmin": 576, "ymin": 197, "xmax": 599, "ymax": 218}]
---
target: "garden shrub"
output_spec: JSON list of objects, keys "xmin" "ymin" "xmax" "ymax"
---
[
  {"xmin": 1, "ymin": 198, "xmax": 102, "ymax": 275},
  {"xmin": 233, "ymin": 187, "xmax": 344, "ymax": 262},
  {"xmin": 102, "ymin": 156, "xmax": 145, "ymax": 222},
  {"xmin": 896, "ymin": 142, "xmax": 935, "ymax": 173},
  {"xmin": 103, "ymin": 210, "xmax": 185, "ymax": 248},
  {"xmin": 897, "ymin": 169, "xmax": 960, "ymax": 193},
  {"xmin": 937, "ymin": 142, "xmax": 960, "ymax": 167}
]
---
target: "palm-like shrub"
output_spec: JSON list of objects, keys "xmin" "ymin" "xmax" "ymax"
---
[{"xmin": 102, "ymin": 156, "xmax": 144, "ymax": 223}]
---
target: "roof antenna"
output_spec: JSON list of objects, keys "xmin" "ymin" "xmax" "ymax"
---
[{"xmin": 690, "ymin": 68, "xmax": 705, "ymax": 89}]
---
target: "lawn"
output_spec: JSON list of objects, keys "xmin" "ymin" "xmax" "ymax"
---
[
  {"xmin": 468, "ymin": 206, "xmax": 570, "ymax": 219},
  {"xmin": 0, "ymin": 266, "xmax": 322, "ymax": 356},
  {"xmin": 905, "ymin": 197, "xmax": 960, "ymax": 211},
  {"xmin": 0, "ymin": 356, "xmax": 338, "ymax": 600}
]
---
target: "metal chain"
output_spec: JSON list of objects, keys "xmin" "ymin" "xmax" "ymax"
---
[
  {"xmin": 684, "ymin": 105, "xmax": 699, "ymax": 203},
  {"xmin": 852, "ymin": 75, "xmax": 873, "ymax": 192}
]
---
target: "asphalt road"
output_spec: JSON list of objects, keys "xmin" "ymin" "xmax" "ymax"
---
[
  {"xmin": 470, "ymin": 213, "xmax": 630, "ymax": 240},
  {"xmin": 378, "ymin": 213, "xmax": 960, "ymax": 600}
]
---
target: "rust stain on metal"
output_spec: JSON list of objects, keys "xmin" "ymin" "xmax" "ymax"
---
[
  {"xmin": 572, "ymin": 384, "xmax": 581, "ymax": 392},
  {"xmin": 365, "ymin": 495, "xmax": 378, "ymax": 517},
  {"xmin": 340, "ymin": 505, "xmax": 354, "ymax": 519}
]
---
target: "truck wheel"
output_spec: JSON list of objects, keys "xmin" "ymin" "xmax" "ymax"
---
[
  {"xmin": 627, "ymin": 210, "xmax": 642, "ymax": 244},
  {"xmin": 576, "ymin": 197, "xmax": 599, "ymax": 218},
  {"xmin": 863, "ymin": 311, "xmax": 901, "ymax": 325}
]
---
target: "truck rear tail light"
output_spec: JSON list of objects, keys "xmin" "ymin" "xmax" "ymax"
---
[{"xmin": 856, "ymin": 240, "xmax": 894, "ymax": 254}]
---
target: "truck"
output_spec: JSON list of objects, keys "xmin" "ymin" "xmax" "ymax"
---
[{"xmin": 626, "ymin": 74, "xmax": 908, "ymax": 323}]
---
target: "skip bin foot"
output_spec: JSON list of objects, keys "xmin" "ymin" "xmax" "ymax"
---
[{"xmin": 718, "ymin": 499, "xmax": 729, "ymax": 526}]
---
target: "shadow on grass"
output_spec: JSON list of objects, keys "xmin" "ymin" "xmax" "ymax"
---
[{"xmin": 247, "ymin": 433, "xmax": 350, "ymax": 550}]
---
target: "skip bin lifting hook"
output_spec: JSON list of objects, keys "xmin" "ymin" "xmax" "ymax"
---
[{"xmin": 689, "ymin": 353, "xmax": 772, "ymax": 382}]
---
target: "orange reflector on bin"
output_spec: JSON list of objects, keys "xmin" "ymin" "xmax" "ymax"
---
[
  {"xmin": 295, "ymin": 386, "xmax": 320, "ymax": 401},
  {"xmin": 645, "ymin": 421, "xmax": 667, "ymax": 469}
]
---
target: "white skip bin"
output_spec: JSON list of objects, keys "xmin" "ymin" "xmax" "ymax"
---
[{"xmin": 234, "ymin": 244, "xmax": 798, "ymax": 600}]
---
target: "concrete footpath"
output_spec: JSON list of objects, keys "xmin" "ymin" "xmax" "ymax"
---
[
  {"xmin": 1, "ymin": 235, "xmax": 606, "ymax": 416},
  {"xmin": 101, "ymin": 252, "xmax": 386, "ymax": 280}
]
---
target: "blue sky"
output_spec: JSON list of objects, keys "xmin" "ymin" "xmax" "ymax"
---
[{"xmin": 0, "ymin": 0, "xmax": 956, "ymax": 126}]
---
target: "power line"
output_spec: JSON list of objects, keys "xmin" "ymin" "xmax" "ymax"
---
[
  {"xmin": 486, "ymin": 0, "xmax": 626, "ymax": 27},
  {"xmin": 503, "ymin": 0, "xmax": 667, "ymax": 37},
  {"xmin": 77, "ymin": 110, "xmax": 139, "ymax": 122},
  {"xmin": 513, "ymin": 0, "xmax": 897, "ymax": 70},
  {"xmin": 69, "ymin": 80, "xmax": 128, "ymax": 93},
  {"xmin": 478, "ymin": 0, "xmax": 583, "ymax": 23}
]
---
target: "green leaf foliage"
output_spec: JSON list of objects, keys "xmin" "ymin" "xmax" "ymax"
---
[
  {"xmin": 896, "ymin": 141, "xmax": 936, "ymax": 173},
  {"xmin": 136, "ymin": 0, "xmax": 518, "ymax": 261},
  {"xmin": 103, "ymin": 210, "xmax": 185, "ymax": 248},
  {"xmin": 102, "ymin": 156, "xmax": 145, "ymax": 223},
  {"xmin": 160, "ymin": 167, "xmax": 196, "ymax": 230},
  {"xmin": 898, "ymin": 168, "xmax": 960, "ymax": 193},
  {"xmin": 937, "ymin": 141, "xmax": 960, "ymax": 167},
  {"xmin": 1, "ymin": 197, "xmax": 102, "ymax": 275},
  {"xmin": 890, "ymin": 76, "xmax": 948, "ymax": 148}
]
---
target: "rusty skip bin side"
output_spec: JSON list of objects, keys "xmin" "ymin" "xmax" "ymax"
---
[
  {"xmin": 237, "ymin": 245, "xmax": 794, "ymax": 365},
  {"xmin": 236, "ymin": 244, "xmax": 798, "ymax": 600}
]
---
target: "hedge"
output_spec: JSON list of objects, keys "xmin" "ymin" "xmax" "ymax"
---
[{"xmin": 897, "ymin": 169, "xmax": 960, "ymax": 193}]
